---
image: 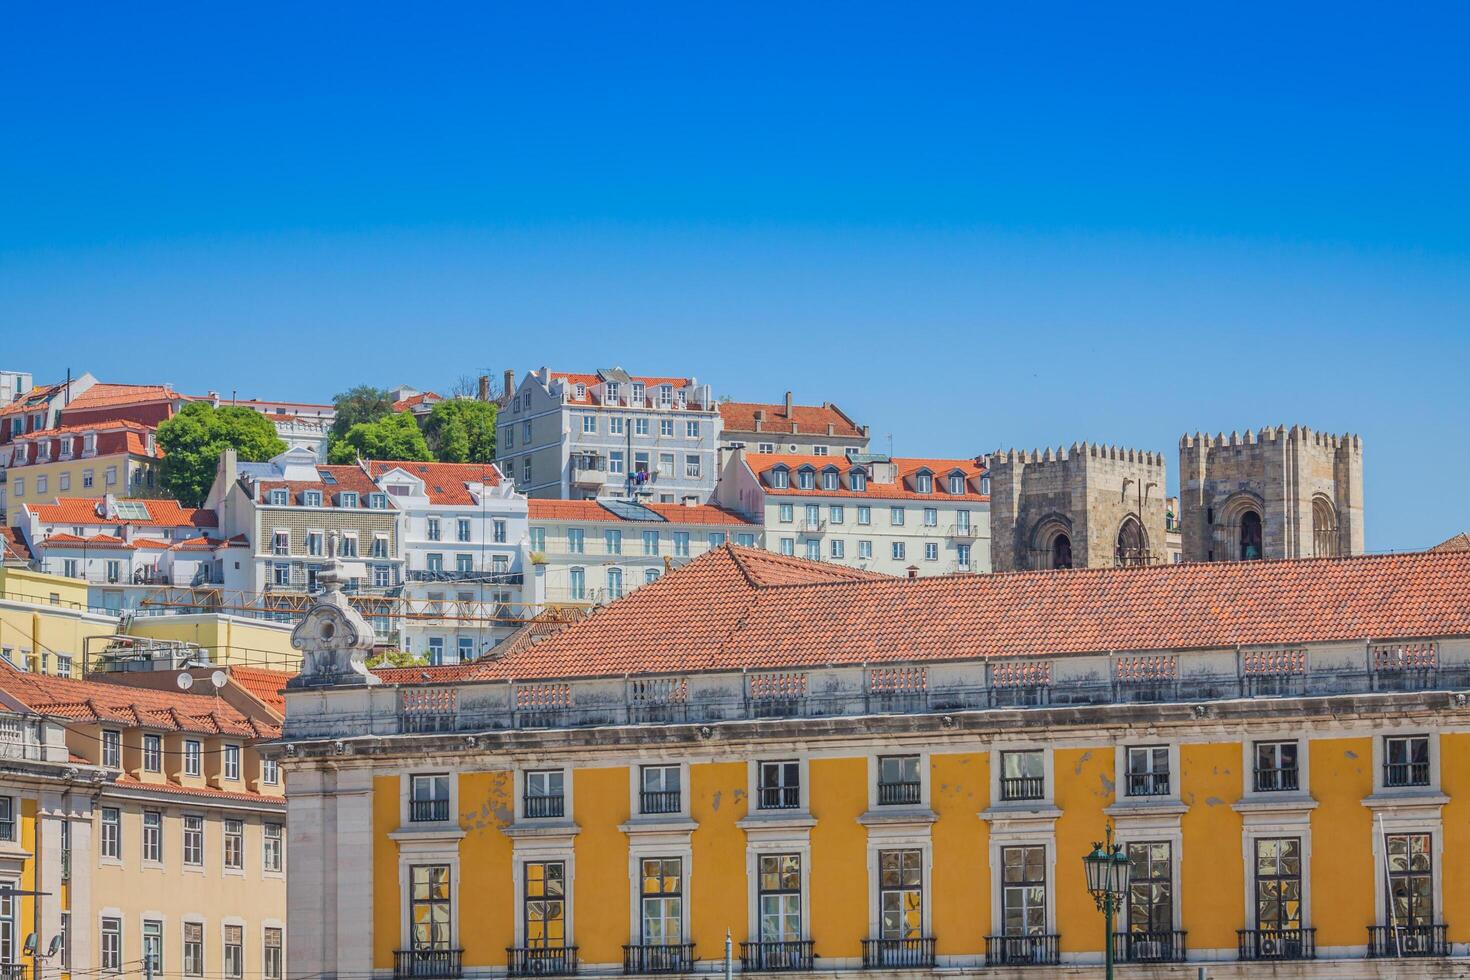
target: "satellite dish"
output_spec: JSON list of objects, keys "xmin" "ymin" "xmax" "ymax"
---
[
  {"xmin": 210, "ymin": 670, "xmax": 228, "ymax": 690},
  {"xmin": 176, "ymin": 674, "xmax": 195, "ymax": 691}
]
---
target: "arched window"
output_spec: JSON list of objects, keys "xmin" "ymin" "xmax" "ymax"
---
[
  {"xmin": 1051, "ymin": 534, "xmax": 1073, "ymax": 570},
  {"xmin": 1115, "ymin": 517, "xmax": 1148, "ymax": 566},
  {"xmin": 849, "ymin": 469, "xmax": 867, "ymax": 492},
  {"xmin": 1312, "ymin": 496, "xmax": 1338, "ymax": 558},
  {"xmin": 1239, "ymin": 511, "xmax": 1263, "ymax": 560}
]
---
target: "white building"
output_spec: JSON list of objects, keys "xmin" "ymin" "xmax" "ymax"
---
[
  {"xmin": 362, "ymin": 460, "xmax": 539, "ymax": 665},
  {"xmin": 716, "ymin": 451, "xmax": 991, "ymax": 576},
  {"xmin": 233, "ymin": 398, "xmax": 335, "ymax": 460},
  {"xmin": 497, "ymin": 367, "xmax": 723, "ymax": 502},
  {"xmin": 0, "ymin": 370, "xmax": 32, "ymax": 406},
  {"xmin": 528, "ymin": 498, "xmax": 759, "ymax": 606}
]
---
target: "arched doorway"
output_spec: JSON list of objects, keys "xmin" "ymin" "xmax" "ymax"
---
[
  {"xmin": 1051, "ymin": 534, "xmax": 1073, "ymax": 569},
  {"xmin": 1115, "ymin": 517, "xmax": 1148, "ymax": 566},
  {"xmin": 1239, "ymin": 510, "xmax": 1263, "ymax": 560}
]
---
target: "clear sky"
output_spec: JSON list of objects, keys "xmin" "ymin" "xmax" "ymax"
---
[{"xmin": 2, "ymin": 3, "xmax": 1467, "ymax": 550}]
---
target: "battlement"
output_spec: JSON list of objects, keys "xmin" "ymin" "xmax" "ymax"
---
[
  {"xmin": 989, "ymin": 443, "xmax": 1166, "ymax": 470},
  {"xmin": 1180, "ymin": 426, "xmax": 1363, "ymax": 454}
]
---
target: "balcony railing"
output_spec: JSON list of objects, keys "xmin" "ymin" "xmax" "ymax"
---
[
  {"xmin": 862, "ymin": 937, "xmax": 935, "ymax": 969},
  {"xmin": 394, "ymin": 948, "xmax": 463, "ymax": 979},
  {"xmin": 946, "ymin": 522, "xmax": 977, "ymax": 540},
  {"xmin": 759, "ymin": 785, "xmax": 800, "ymax": 810},
  {"xmin": 985, "ymin": 934, "xmax": 1060, "ymax": 967},
  {"xmin": 524, "ymin": 794, "xmax": 565, "ymax": 819},
  {"xmin": 1125, "ymin": 772, "xmax": 1170, "ymax": 797},
  {"xmin": 409, "ymin": 569, "xmax": 524, "ymax": 585},
  {"xmin": 1384, "ymin": 762, "xmax": 1431, "ymax": 788},
  {"xmin": 622, "ymin": 943, "xmax": 694, "ymax": 974},
  {"xmin": 1253, "ymin": 767, "xmax": 1300, "ymax": 792},
  {"xmin": 0, "ymin": 964, "xmax": 29, "ymax": 980},
  {"xmin": 740, "ymin": 940, "xmax": 813, "ymax": 972},
  {"xmin": 410, "ymin": 798, "xmax": 450, "ymax": 823},
  {"xmin": 1113, "ymin": 930, "xmax": 1187, "ymax": 963},
  {"xmin": 1238, "ymin": 928, "xmax": 1315, "ymax": 961},
  {"xmin": 640, "ymin": 790, "xmax": 681, "ymax": 815},
  {"xmin": 1367, "ymin": 924, "xmax": 1448, "ymax": 957},
  {"xmin": 507, "ymin": 946, "xmax": 578, "ymax": 977},
  {"xmin": 1000, "ymin": 776, "xmax": 1045, "ymax": 802},
  {"xmin": 876, "ymin": 780, "xmax": 921, "ymax": 806}
]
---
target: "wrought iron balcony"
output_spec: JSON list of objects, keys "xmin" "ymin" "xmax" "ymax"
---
[
  {"xmin": 1253, "ymin": 766, "xmax": 1300, "ymax": 792},
  {"xmin": 862, "ymin": 937, "xmax": 935, "ymax": 969},
  {"xmin": 985, "ymin": 934, "xmax": 1060, "ymax": 967},
  {"xmin": 1000, "ymin": 776, "xmax": 1045, "ymax": 802},
  {"xmin": 524, "ymin": 794, "xmax": 565, "ymax": 819},
  {"xmin": 394, "ymin": 948, "xmax": 463, "ymax": 979},
  {"xmin": 876, "ymin": 780, "xmax": 921, "ymax": 806},
  {"xmin": 507, "ymin": 946, "xmax": 578, "ymax": 977},
  {"xmin": 758, "ymin": 785, "xmax": 800, "ymax": 810},
  {"xmin": 408, "ymin": 569, "xmax": 523, "ymax": 585},
  {"xmin": 1237, "ymin": 928, "xmax": 1315, "ymax": 961},
  {"xmin": 1125, "ymin": 772, "xmax": 1170, "ymax": 797},
  {"xmin": 1368, "ymin": 924, "xmax": 1448, "ymax": 957},
  {"xmin": 947, "ymin": 522, "xmax": 978, "ymax": 540},
  {"xmin": 640, "ymin": 790, "xmax": 681, "ymax": 815},
  {"xmin": 740, "ymin": 940, "xmax": 813, "ymax": 972},
  {"xmin": 621, "ymin": 943, "xmax": 694, "ymax": 974},
  {"xmin": 1113, "ymin": 930, "xmax": 1187, "ymax": 963},
  {"xmin": 1384, "ymin": 762, "xmax": 1431, "ymax": 788},
  {"xmin": 409, "ymin": 798, "xmax": 450, "ymax": 823}
]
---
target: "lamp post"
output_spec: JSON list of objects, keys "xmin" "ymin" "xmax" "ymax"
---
[{"xmin": 1083, "ymin": 824, "xmax": 1130, "ymax": 980}]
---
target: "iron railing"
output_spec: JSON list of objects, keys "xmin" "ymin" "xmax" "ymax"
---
[
  {"xmin": 506, "ymin": 946, "xmax": 578, "ymax": 977},
  {"xmin": 1113, "ymin": 930, "xmax": 1187, "ymax": 963},
  {"xmin": 1253, "ymin": 766, "xmax": 1300, "ymax": 792},
  {"xmin": 622, "ymin": 943, "xmax": 694, "ymax": 974},
  {"xmin": 1000, "ymin": 776, "xmax": 1045, "ymax": 802},
  {"xmin": 759, "ymin": 785, "xmax": 800, "ymax": 810},
  {"xmin": 1237, "ymin": 928, "xmax": 1315, "ymax": 961},
  {"xmin": 1367, "ymin": 924, "xmax": 1448, "ymax": 957},
  {"xmin": 640, "ymin": 790, "xmax": 681, "ymax": 815},
  {"xmin": 1125, "ymin": 772, "xmax": 1170, "ymax": 797},
  {"xmin": 1384, "ymin": 762, "xmax": 1431, "ymax": 788},
  {"xmin": 985, "ymin": 934, "xmax": 1060, "ymax": 967},
  {"xmin": 410, "ymin": 798, "xmax": 450, "ymax": 822},
  {"xmin": 524, "ymin": 794, "xmax": 565, "ymax": 819},
  {"xmin": 877, "ymin": 781, "xmax": 921, "ymax": 806},
  {"xmin": 861, "ymin": 937, "xmax": 935, "ymax": 969},
  {"xmin": 393, "ymin": 949, "xmax": 463, "ymax": 979},
  {"xmin": 740, "ymin": 940, "xmax": 813, "ymax": 972}
]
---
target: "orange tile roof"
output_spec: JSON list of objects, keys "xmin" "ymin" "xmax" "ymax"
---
[
  {"xmin": 60, "ymin": 383, "xmax": 192, "ymax": 411},
  {"xmin": 111, "ymin": 774, "xmax": 285, "ymax": 806},
  {"xmin": 227, "ymin": 666, "xmax": 291, "ymax": 716},
  {"xmin": 0, "ymin": 382, "xmax": 67, "ymax": 418},
  {"xmin": 364, "ymin": 460, "xmax": 505, "ymax": 504},
  {"xmin": 392, "ymin": 391, "xmax": 443, "ymax": 412},
  {"xmin": 9, "ymin": 420, "xmax": 161, "ymax": 460},
  {"xmin": 0, "ymin": 528, "xmax": 31, "ymax": 562},
  {"xmin": 1431, "ymin": 532, "xmax": 1470, "ymax": 553},
  {"xmin": 0, "ymin": 668, "xmax": 279, "ymax": 738},
  {"xmin": 527, "ymin": 499, "xmax": 756, "ymax": 526},
  {"xmin": 746, "ymin": 453, "xmax": 988, "ymax": 500},
  {"xmin": 256, "ymin": 465, "xmax": 386, "ymax": 505},
  {"xmin": 720, "ymin": 401, "xmax": 864, "ymax": 437},
  {"xmin": 371, "ymin": 547, "xmax": 1470, "ymax": 684},
  {"xmin": 29, "ymin": 497, "xmax": 217, "ymax": 528},
  {"xmin": 548, "ymin": 372, "xmax": 698, "ymax": 407}
]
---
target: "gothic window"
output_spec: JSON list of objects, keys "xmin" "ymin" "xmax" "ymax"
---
[
  {"xmin": 1115, "ymin": 517, "xmax": 1148, "ymax": 566},
  {"xmin": 1240, "ymin": 511, "xmax": 1263, "ymax": 561},
  {"xmin": 1311, "ymin": 496, "xmax": 1338, "ymax": 558}
]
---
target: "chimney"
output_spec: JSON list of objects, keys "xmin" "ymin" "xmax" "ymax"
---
[
  {"xmin": 503, "ymin": 369, "xmax": 515, "ymax": 398},
  {"xmin": 479, "ymin": 375, "xmax": 491, "ymax": 402},
  {"xmin": 102, "ymin": 492, "xmax": 117, "ymax": 519},
  {"xmin": 784, "ymin": 390, "xmax": 794, "ymax": 416}
]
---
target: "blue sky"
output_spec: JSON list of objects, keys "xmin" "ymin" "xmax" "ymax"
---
[{"xmin": 2, "ymin": 2, "xmax": 1467, "ymax": 549}]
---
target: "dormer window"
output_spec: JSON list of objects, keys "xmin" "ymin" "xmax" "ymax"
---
[
  {"xmin": 850, "ymin": 469, "xmax": 867, "ymax": 492},
  {"xmin": 574, "ymin": 383, "xmax": 586, "ymax": 399},
  {"xmin": 302, "ymin": 490, "xmax": 323, "ymax": 507},
  {"xmin": 338, "ymin": 491, "xmax": 359, "ymax": 508},
  {"xmin": 949, "ymin": 474, "xmax": 965, "ymax": 495},
  {"xmin": 797, "ymin": 467, "xmax": 816, "ymax": 490},
  {"xmin": 83, "ymin": 433, "xmax": 96, "ymax": 454},
  {"xmin": 770, "ymin": 467, "xmax": 790, "ymax": 490},
  {"xmin": 659, "ymin": 384, "xmax": 674, "ymax": 406},
  {"xmin": 268, "ymin": 489, "xmax": 288, "ymax": 506},
  {"xmin": 915, "ymin": 473, "xmax": 933, "ymax": 494},
  {"xmin": 630, "ymin": 382, "xmax": 645, "ymax": 403},
  {"xmin": 605, "ymin": 381, "xmax": 621, "ymax": 402},
  {"xmin": 367, "ymin": 493, "xmax": 388, "ymax": 509},
  {"xmin": 821, "ymin": 468, "xmax": 839, "ymax": 491},
  {"xmin": 981, "ymin": 475, "xmax": 991, "ymax": 496}
]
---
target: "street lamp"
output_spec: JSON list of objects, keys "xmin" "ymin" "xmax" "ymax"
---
[{"xmin": 1083, "ymin": 824, "xmax": 1130, "ymax": 980}]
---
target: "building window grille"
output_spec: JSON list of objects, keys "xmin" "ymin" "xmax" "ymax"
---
[
  {"xmin": 1384, "ymin": 736, "xmax": 1430, "ymax": 788},
  {"xmin": 878, "ymin": 848, "xmax": 925, "ymax": 942},
  {"xmin": 1254, "ymin": 741, "xmax": 1300, "ymax": 792},
  {"xmin": 877, "ymin": 755, "xmax": 921, "ymax": 806},
  {"xmin": 758, "ymin": 761, "xmax": 800, "ymax": 810},
  {"xmin": 412, "ymin": 864, "xmax": 453, "ymax": 950},
  {"xmin": 411, "ymin": 774, "xmax": 452, "ymax": 822},
  {"xmin": 524, "ymin": 770, "xmax": 565, "ymax": 819},
  {"xmin": 640, "ymin": 765, "xmax": 681, "ymax": 814},
  {"xmin": 999, "ymin": 751, "xmax": 1045, "ymax": 801},
  {"xmin": 1126, "ymin": 746, "xmax": 1170, "ymax": 797}
]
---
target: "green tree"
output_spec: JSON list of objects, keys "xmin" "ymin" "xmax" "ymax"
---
[
  {"xmin": 327, "ymin": 411, "xmax": 432, "ymax": 464},
  {"xmin": 329, "ymin": 385, "xmax": 395, "ymax": 442},
  {"xmin": 366, "ymin": 649, "xmax": 429, "ymax": 669},
  {"xmin": 423, "ymin": 399, "xmax": 497, "ymax": 463},
  {"xmin": 157, "ymin": 402, "xmax": 288, "ymax": 506}
]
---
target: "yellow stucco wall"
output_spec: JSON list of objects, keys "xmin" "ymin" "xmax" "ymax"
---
[
  {"xmin": 1310, "ymin": 737, "xmax": 1374, "ymax": 946},
  {"xmin": 931, "ymin": 752, "xmax": 987, "ymax": 955},
  {"xmin": 1179, "ymin": 741, "xmax": 1244, "ymax": 950},
  {"xmin": 1055, "ymin": 747, "xmax": 1113, "ymax": 952},
  {"xmin": 808, "ymin": 757, "xmax": 867, "ymax": 958},
  {"xmin": 1443, "ymin": 733, "xmax": 1470, "ymax": 945},
  {"xmin": 127, "ymin": 615, "xmax": 300, "ymax": 670},
  {"xmin": 690, "ymin": 761, "xmax": 747, "ymax": 959},
  {"xmin": 573, "ymin": 767, "xmax": 630, "ymax": 964},
  {"xmin": 0, "ymin": 569, "xmax": 114, "ymax": 672},
  {"xmin": 373, "ymin": 775, "xmax": 401, "ymax": 970}
]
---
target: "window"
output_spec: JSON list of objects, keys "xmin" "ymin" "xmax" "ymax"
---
[
  {"xmin": 224, "ymin": 744, "xmax": 241, "ymax": 780},
  {"xmin": 949, "ymin": 474, "xmax": 965, "ymax": 495},
  {"xmin": 658, "ymin": 452, "xmax": 675, "ymax": 477},
  {"xmin": 456, "ymin": 553, "xmax": 473, "ymax": 573},
  {"xmin": 605, "ymin": 529, "xmax": 623, "ymax": 554},
  {"xmin": 427, "ymin": 517, "xmax": 442, "ymax": 541},
  {"xmin": 1385, "ymin": 735, "xmax": 1430, "ymax": 787},
  {"xmin": 924, "ymin": 542, "xmax": 938, "ymax": 561},
  {"xmin": 0, "ymin": 798, "xmax": 13, "ymax": 843},
  {"xmin": 524, "ymin": 861, "xmax": 567, "ymax": 948},
  {"xmin": 737, "ymin": 533, "xmax": 757, "ymax": 547},
  {"xmin": 184, "ymin": 814, "xmax": 204, "ymax": 865},
  {"xmin": 140, "ymin": 733, "xmax": 162, "ymax": 772},
  {"xmin": 525, "ymin": 770, "xmax": 566, "ymax": 818},
  {"xmin": 371, "ymin": 534, "xmax": 389, "ymax": 558},
  {"xmin": 630, "ymin": 382, "xmax": 645, "ymax": 403},
  {"xmin": 273, "ymin": 562, "xmax": 291, "ymax": 586},
  {"xmin": 105, "ymin": 466, "xmax": 118, "ymax": 485},
  {"xmin": 59, "ymin": 472, "xmax": 70, "ymax": 491},
  {"xmin": 778, "ymin": 503, "xmax": 793, "ymax": 524},
  {"xmin": 1126, "ymin": 842, "xmax": 1173, "ymax": 935},
  {"xmin": 185, "ymin": 740, "xmax": 202, "ymax": 776},
  {"xmin": 223, "ymin": 924, "xmax": 243, "ymax": 979},
  {"xmin": 59, "ymin": 912, "xmax": 70, "ymax": 969},
  {"xmin": 523, "ymin": 420, "xmax": 533, "ymax": 442},
  {"xmin": 779, "ymin": 538, "xmax": 795, "ymax": 556},
  {"xmin": 505, "ymin": 427, "xmax": 514, "ymax": 449},
  {"xmin": 105, "ymin": 559, "xmax": 122, "ymax": 583},
  {"xmin": 804, "ymin": 503, "xmax": 820, "ymax": 526},
  {"xmin": 1254, "ymin": 741, "xmax": 1299, "ymax": 792},
  {"xmin": 672, "ymin": 531, "xmax": 690, "ymax": 557},
  {"xmin": 492, "ymin": 519, "xmax": 506, "ymax": 543},
  {"xmin": 341, "ymin": 534, "xmax": 359, "ymax": 558},
  {"xmin": 184, "ymin": 922, "xmax": 204, "ymax": 976},
  {"xmin": 830, "ymin": 539, "xmax": 845, "ymax": 559},
  {"xmin": 610, "ymin": 416, "xmax": 625, "ymax": 436},
  {"xmin": 830, "ymin": 504, "xmax": 844, "ymax": 524},
  {"xmin": 224, "ymin": 819, "xmax": 244, "ymax": 869},
  {"xmin": 758, "ymin": 854, "xmax": 802, "ymax": 942},
  {"xmin": 640, "ymin": 858, "xmax": 683, "ymax": 945},
  {"xmin": 272, "ymin": 530, "xmax": 290, "ymax": 555},
  {"xmin": 877, "ymin": 755, "xmax": 921, "ymax": 805},
  {"xmin": 770, "ymin": 469, "xmax": 789, "ymax": 490},
  {"xmin": 411, "ymin": 774, "xmax": 451, "ymax": 822},
  {"xmin": 263, "ymin": 928, "xmax": 283, "ymax": 980},
  {"xmin": 62, "ymin": 558, "xmax": 77, "ymax": 579},
  {"xmin": 822, "ymin": 470, "xmax": 839, "ymax": 491},
  {"xmin": 608, "ymin": 567, "xmax": 624, "ymax": 599},
  {"xmin": 890, "ymin": 506, "xmax": 905, "ymax": 526},
  {"xmin": 143, "ymin": 919, "xmax": 163, "ymax": 974},
  {"xmin": 642, "ymin": 530, "xmax": 660, "ymax": 555},
  {"xmin": 634, "ymin": 418, "xmax": 649, "ymax": 436},
  {"xmin": 427, "ymin": 553, "xmax": 444, "ymax": 573},
  {"xmin": 891, "ymin": 542, "xmax": 906, "ymax": 561},
  {"xmin": 368, "ymin": 493, "xmax": 389, "ymax": 509},
  {"xmin": 797, "ymin": 469, "xmax": 815, "ymax": 490},
  {"xmin": 759, "ymin": 761, "xmax": 800, "ymax": 810},
  {"xmin": 530, "ymin": 527, "xmax": 546, "ymax": 552},
  {"xmin": 805, "ymin": 539, "xmax": 820, "ymax": 561},
  {"xmin": 582, "ymin": 414, "xmax": 597, "ymax": 434},
  {"xmin": 957, "ymin": 544, "xmax": 970, "ymax": 567},
  {"xmin": 857, "ymin": 505, "xmax": 871, "ymax": 525},
  {"xmin": 83, "ymin": 469, "xmax": 93, "ymax": 488},
  {"xmin": 661, "ymin": 419, "xmax": 675, "ymax": 437},
  {"xmin": 1386, "ymin": 833, "xmax": 1433, "ymax": 928},
  {"xmin": 101, "ymin": 807, "xmax": 121, "ymax": 858},
  {"xmin": 263, "ymin": 756, "xmax": 279, "ymax": 785},
  {"xmin": 339, "ymin": 491, "xmax": 359, "ymax": 508},
  {"xmin": 956, "ymin": 510, "xmax": 971, "ymax": 532},
  {"xmin": 9, "ymin": 478, "xmax": 19, "ymax": 498},
  {"xmin": 641, "ymin": 764, "xmax": 681, "ymax": 814},
  {"xmin": 264, "ymin": 823, "xmax": 283, "ymax": 872},
  {"xmin": 1254, "ymin": 837, "xmax": 1303, "ymax": 931},
  {"xmin": 1000, "ymin": 751, "xmax": 1045, "ymax": 801},
  {"xmin": 644, "ymin": 567, "xmax": 660, "ymax": 585},
  {"xmin": 101, "ymin": 917, "xmax": 121, "ymax": 973},
  {"xmin": 303, "ymin": 489, "xmax": 322, "ymax": 507},
  {"xmin": 143, "ymin": 809, "xmax": 162, "ymax": 862},
  {"xmin": 411, "ymin": 866, "xmax": 454, "ymax": 952},
  {"xmin": 568, "ymin": 568, "xmax": 586, "ymax": 600},
  {"xmin": 567, "ymin": 528, "xmax": 585, "ymax": 554},
  {"xmin": 923, "ymin": 507, "xmax": 937, "ymax": 527},
  {"xmin": 457, "ymin": 636, "xmax": 475, "ymax": 662},
  {"xmin": 858, "ymin": 540, "xmax": 873, "ymax": 560},
  {"xmin": 1126, "ymin": 746, "xmax": 1170, "ymax": 796},
  {"xmin": 685, "ymin": 454, "xmax": 701, "ymax": 479},
  {"xmin": 268, "ymin": 488, "xmax": 288, "ymax": 506},
  {"xmin": 102, "ymin": 729, "xmax": 121, "ymax": 768},
  {"xmin": 686, "ymin": 421, "xmax": 700, "ymax": 438},
  {"xmin": 306, "ymin": 530, "xmax": 324, "ymax": 556},
  {"xmin": 1001, "ymin": 846, "xmax": 1046, "ymax": 936},
  {"xmin": 879, "ymin": 849, "xmax": 924, "ymax": 939}
]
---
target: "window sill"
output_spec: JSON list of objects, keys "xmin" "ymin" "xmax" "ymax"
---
[
  {"xmin": 390, "ymin": 825, "xmax": 467, "ymax": 843},
  {"xmin": 504, "ymin": 821, "xmax": 580, "ymax": 840},
  {"xmin": 1362, "ymin": 791, "xmax": 1449, "ymax": 811},
  {"xmin": 618, "ymin": 816, "xmax": 698, "ymax": 835},
  {"xmin": 858, "ymin": 808, "xmax": 936, "ymax": 828},
  {"xmin": 736, "ymin": 812, "xmax": 816, "ymax": 832},
  {"xmin": 1231, "ymin": 796, "xmax": 1319, "ymax": 815},
  {"xmin": 1106, "ymin": 798, "xmax": 1188, "ymax": 817}
]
